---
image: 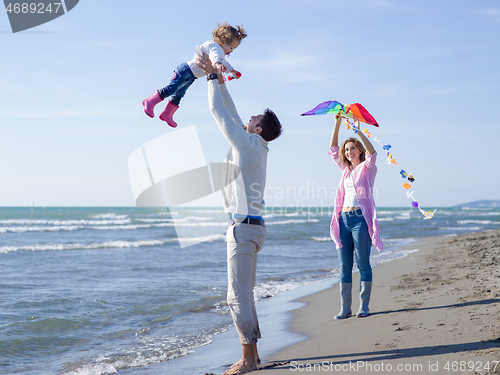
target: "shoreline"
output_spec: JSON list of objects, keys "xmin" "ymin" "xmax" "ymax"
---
[
  {"xmin": 119, "ymin": 237, "xmax": 454, "ymax": 375},
  {"xmin": 117, "ymin": 230, "xmax": 500, "ymax": 375},
  {"xmin": 255, "ymin": 230, "xmax": 500, "ymax": 374},
  {"xmin": 118, "ymin": 267, "xmax": 342, "ymax": 375}
]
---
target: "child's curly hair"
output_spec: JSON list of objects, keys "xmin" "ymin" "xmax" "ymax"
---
[{"xmin": 212, "ymin": 22, "xmax": 247, "ymax": 45}]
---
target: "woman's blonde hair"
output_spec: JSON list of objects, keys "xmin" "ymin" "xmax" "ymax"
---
[
  {"xmin": 340, "ymin": 138, "xmax": 366, "ymax": 167},
  {"xmin": 212, "ymin": 22, "xmax": 247, "ymax": 45}
]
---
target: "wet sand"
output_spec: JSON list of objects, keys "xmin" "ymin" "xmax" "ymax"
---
[{"xmin": 255, "ymin": 230, "xmax": 500, "ymax": 375}]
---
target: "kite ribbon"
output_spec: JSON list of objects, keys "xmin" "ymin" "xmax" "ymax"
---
[{"xmin": 343, "ymin": 118, "xmax": 435, "ymax": 220}]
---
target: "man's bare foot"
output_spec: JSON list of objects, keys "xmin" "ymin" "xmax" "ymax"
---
[{"xmin": 223, "ymin": 359, "xmax": 257, "ymax": 375}]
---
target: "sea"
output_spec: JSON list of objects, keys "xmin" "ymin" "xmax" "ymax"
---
[{"xmin": 1, "ymin": 206, "xmax": 499, "ymax": 374}]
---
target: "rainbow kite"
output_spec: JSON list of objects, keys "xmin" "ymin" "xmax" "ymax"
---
[{"xmin": 301, "ymin": 100, "xmax": 379, "ymax": 127}]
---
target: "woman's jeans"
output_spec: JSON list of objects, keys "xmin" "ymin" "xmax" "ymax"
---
[
  {"xmin": 158, "ymin": 62, "xmax": 196, "ymax": 106},
  {"xmin": 338, "ymin": 209, "xmax": 373, "ymax": 284}
]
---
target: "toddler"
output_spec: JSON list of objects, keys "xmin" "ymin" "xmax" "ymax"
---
[{"xmin": 142, "ymin": 23, "xmax": 247, "ymax": 128}]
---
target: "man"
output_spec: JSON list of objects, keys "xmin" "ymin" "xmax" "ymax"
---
[{"xmin": 196, "ymin": 54, "xmax": 282, "ymax": 375}]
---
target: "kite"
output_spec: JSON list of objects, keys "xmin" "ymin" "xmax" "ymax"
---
[
  {"xmin": 344, "ymin": 103, "xmax": 379, "ymax": 127},
  {"xmin": 301, "ymin": 100, "xmax": 435, "ymax": 220},
  {"xmin": 301, "ymin": 100, "xmax": 345, "ymax": 116},
  {"xmin": 301, "ymin": 100, "xmax": 379, "ymax": 127}
]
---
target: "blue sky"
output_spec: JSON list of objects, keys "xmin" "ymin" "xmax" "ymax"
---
[{"xmin": 1, "ymin": 0, "xmax": 499, "ymax": 208}]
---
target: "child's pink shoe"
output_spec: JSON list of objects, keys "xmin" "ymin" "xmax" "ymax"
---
[
  {"xmin": 142, "ymin": 91, "xmax": 163, "ymax": 118},
  {"xmin": 159, "ymin": 101, "xmax": 179, "ymax": 128}
]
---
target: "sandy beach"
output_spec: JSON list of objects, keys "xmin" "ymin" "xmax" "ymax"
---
[{"xmin": 251, "ymin": 230, "xmax": 500, "ymax": 375}]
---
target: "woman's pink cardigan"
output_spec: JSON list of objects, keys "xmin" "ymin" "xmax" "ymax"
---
[{"xmin": 329, "ymin": 146, "xmax": 384, "ymax": 251}]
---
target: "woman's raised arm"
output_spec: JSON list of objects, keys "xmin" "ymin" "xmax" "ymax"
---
[
  {"xmin": 353, "ymin": 118, "xmax": 376, "ymax": 155},
  {"xmin": 329, "ymin": 112, "xmax": 342, "ymax": 148}
]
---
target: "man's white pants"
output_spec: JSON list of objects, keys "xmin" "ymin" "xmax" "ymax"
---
[{"xmin": 226, "ymin": 222, "xmax": 267, "ymax": 345}]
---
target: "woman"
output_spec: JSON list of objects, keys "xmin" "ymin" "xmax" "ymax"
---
[{"xmin": 329, "ymin": 112, "xmax": 383, "ymax": 319}]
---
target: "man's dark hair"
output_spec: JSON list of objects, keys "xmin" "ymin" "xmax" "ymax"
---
[{"xmin": 259, "ymin": 109, "xmax": 282, "ymax": 142}]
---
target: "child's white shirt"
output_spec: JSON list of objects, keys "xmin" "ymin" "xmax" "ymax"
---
[{"xmin": 188, "ymin": 40, "xmax": 234, "ymax": 78}]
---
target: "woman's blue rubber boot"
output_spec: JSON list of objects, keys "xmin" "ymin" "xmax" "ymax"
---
[
  {"xmin": 356, "ymin": 281, "xmax": 372, "ymax": 317},
  {"xmin": 334, "ymin": 283, "xmax": 352, "ymax": 319}
]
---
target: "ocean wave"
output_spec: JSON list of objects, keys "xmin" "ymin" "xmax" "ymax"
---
[
  {"xmin": 171, "ymin": 209, "xmax": 225, "ymax": 214},
  {"xmin": 253, "ymin": 274, "xmax": 337, "ymax": 301},
  {"xmin": 394, "ymin": 211, "xmax": 412, "ymax": 220},
  {"xmin": 263, "ymin": 210, "xmax": 333, "ymax": 219},
  {"xmin": 262, "ymin": 213, "xmax": 276, "ymax": 219},
  {"xmin": 109, "ymin": 221, "xmax": 226, "ymax": 229},
  {"xmin": 457, "ymin": 220, "xmax": 500, "ymax": 225},
  {"xmin": 170, "ymin": 216, "xmax": 227, "ymax": 223},
  {"xmin": 0, "ymin": 223, "xmax": 168, "ymax": 233},
  {"xmin": 461, "ymin": 207, "xmax": 493, "ymax": 211},
  {"xmin": 382, "ymin": 237, "xmax": 415, "ymax": 246},
  {"xmin": 60, "ymin": 323, "xmax": 231, "ymax": 375},
  {"xmin": 178, "ymin": 234, "xmax": 225, "ymax": 243},
  {"xmin": 0, "ymin": 219, "xmax": 131, "ymax": 226},
  {"xmin": 0, "ymin": 225, "xmax": 81, "ymax": 233},
  {"xmin": 377, "ymin": 210, "xmax": 413, "ymax": 215},
  {"xmin": 311, "ymin": 237, "xmax": 331, "ymax": 242},
  {"xmin": 0, "ymin": 234, "xmax": 226, "ymax": 253},
  {"xmin": 134, "ymin": 218, "xmax": 173, "ymax": 223},
  {"xmin": 267, "ymin": 219, "xmax": 320, "ymax": 225},
  {"xmin": 371, "ymin": 248, "xmax": 420, "ymax": 266},
  {"xmin": 91, "ymin": 223, "xmax": 173, "ymax": 230},
  {"xmin": 438, "ymin": 226, "xmax": 483, "ymax": 231},
  {"xmin": 438, "ymin": 210, "xmax": 500, "ymax": 217},
  {"xmin": 172, "ymin": 221, "xmax": 227, "ymax": 227},
  {"xmin": 0, "ymin": 240, "xmax": 171, "ymax": 253},
  {"xmin": 0, "ymin": 221, "xmax": 228, "ymax": 234},
  {"xmin": 90, "ymin": 213, "xmax": 129, "ymax": 220}
]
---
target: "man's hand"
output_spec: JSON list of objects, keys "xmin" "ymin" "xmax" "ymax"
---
[{"xmin": 195, "ymin": 52, "xmax": 219, "ymax": 75}]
